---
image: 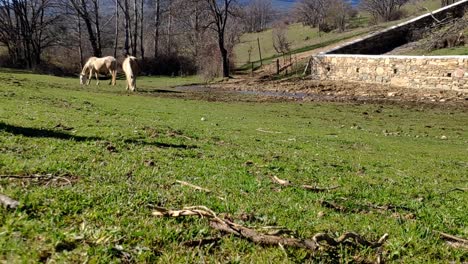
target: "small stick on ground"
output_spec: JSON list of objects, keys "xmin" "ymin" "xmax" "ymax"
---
[
  {"xmin": 271, "ymin": 176, "xmax": 339, "ymax": 192},
  {"xmin": 0, "ymin": 174, "xmax": 76, "ymax": 187},
  {"xmin": 302, "ymin": 185, "xmax": 340, "ymax": 192},
  {"xmin": 0, "ymin": 194, "xmax": 19, "ymax": 209},
  {"xmin": 152, "ymin": 206, "xmax": 388, "ymax": 252},
  {"xmin": 176, "ymin": 180, "xmax": 212, "ymax": 193},
  {"xmin": 0, "ymin": 175, "xmax": 50, "ymax": 179},
  {"xmin": 182, "ymin": 237, "xmax": 221, "ymax": 247},
  {"xmin": 438, "ymin": 188, "xmax": 467, "ymax": 196},
  {"xmin": 256, "ymin": 128, "xmax": 282, "ymax": 134},
  {"xmin": 435, "ymin": 231, "xmax": 468, "ymax": 249},
  {"xmin": 271, "ymin": 176, "xmax": 291, "ymax": 186}
]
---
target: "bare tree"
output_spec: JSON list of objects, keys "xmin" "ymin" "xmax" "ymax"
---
[
  {"xmin": 293, "ymin": 0, "xmax": 352, "ymax": 32},
  {"xmin": 243, "ymin": 0, "xmax": 275, "ymax": 33},
  {"xmin": 360, "ymin": 0, "xmax": 409, "ymax": 22},
  {"xmin": 272, "ymin": 22, "xmax": 291, "ymax": 60},
  {"xmin": 327, "ymin": 0, "xmax": 352, "ymax": 32},
  {"xmin": 66, "ymin": 0, "xmax": 103, "ymax": 57},
  {"xmin": 204, "ymin": 0, "xmax": 237, "ymax": 78},
  {"xmin": 0, "ymin": 0, "xmax": 59, "ymax": 67},
  {"xmin": 294, "ymin": 0, "xmax": 326, "ymax": 28}
]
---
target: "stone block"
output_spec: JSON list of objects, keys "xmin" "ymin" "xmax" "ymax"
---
[{"xmin": 390, "ymin": 77, "xmax": 409, "ymax": 87}]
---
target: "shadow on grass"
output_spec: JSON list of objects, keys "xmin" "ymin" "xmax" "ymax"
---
[
  {"xmin": 124, "ymin": 139, "xmax": 197, "ymax": 149},
  {"xmin": 0, "ymin": 122, "xmax": 101, "ymax": 142},
  {"xmin": 137, "ymin": 89, "xmax": 184, "ymax": 94},
  {"xmin": 0, "ymin": 122, "xmax": 197, "ymax": 149}
]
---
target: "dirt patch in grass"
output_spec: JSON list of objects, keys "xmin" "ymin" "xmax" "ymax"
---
[{"xmin": 206, "ymin": 77, "xmax": 468, "ymax": 109}]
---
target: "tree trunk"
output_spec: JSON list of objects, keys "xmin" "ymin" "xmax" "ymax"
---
[
  {"xmin": 153, "ymin": 0, "xmax": 160, "ymax": 57},
  {"xmin": 79, "ymin": 0, "xmax": 101, "ymax": 57},
  {"xmin": 114, "ymin": 0, "xmax": 119, "ymax": 58},
  {"xmin": 93, "ymin": 0, "xmax": 102, "ymax": 56},
  {"xmin": 219, "ymin": 37, "xmax": 229, "ymax": 78},
  {"xmin": 167, "ymin": 1, "xmax": 172, "ymax": 54},
  {"xmin": 132, "ymin": 0, "xmax": 138, "ymax": 56},
  {"xmin": 78, "ymin": 14, "xmax": 84, "ymax": 69},
  {"xmin": 123, "ymin": 0, "xmax": 130, "ymax": 56},
  {"xmin": 140, "ymin": 0, "xmax": 144, "ymax": 59}
]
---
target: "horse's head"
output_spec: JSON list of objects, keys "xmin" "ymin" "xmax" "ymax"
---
[{"xmin": 79, "ymin": 73, "xmax": 87, "ymax": 85}]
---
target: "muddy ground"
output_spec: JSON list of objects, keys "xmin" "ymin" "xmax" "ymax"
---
[{"xmin": 165, "ymin": 76, "xmax": 468, "ymax": 111}]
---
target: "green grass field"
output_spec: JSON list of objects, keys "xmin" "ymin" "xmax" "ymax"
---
[{"xmin": 0, "ymin": 70, "xmax": 467, "ymax": 263}]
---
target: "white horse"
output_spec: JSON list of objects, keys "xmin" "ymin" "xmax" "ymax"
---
[
  {"xmin": 122, "ymin": 56, "xmax": 139, "ymax": 91},
  {"xmin": 80, "ymin": 56, "xmax": 117, "ymax": 86}
]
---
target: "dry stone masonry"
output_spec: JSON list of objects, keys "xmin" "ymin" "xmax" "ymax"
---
[
  {"xmin": 312, "ymin": 0, "xmax": 468, "ymax": 91},
  {"xmin": 312, "ymin": 55, "xmax": 467, "ymax": 91}
]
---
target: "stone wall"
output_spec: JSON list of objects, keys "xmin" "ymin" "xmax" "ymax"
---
[
  {"xmin": 327, "ymin": 0, "xmax": 468, "ymax": 55},
  {"xmin": 311, "ymin": 55, "xmax": 468, "ymax": 91}
]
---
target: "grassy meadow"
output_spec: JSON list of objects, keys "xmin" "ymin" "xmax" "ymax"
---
[{"xmin": 0, "ymin": 70, "xmax": 467, "ymax": 263}]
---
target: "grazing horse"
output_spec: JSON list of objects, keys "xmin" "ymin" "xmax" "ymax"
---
[
  {"xmin": 122, "ymin": 56, "xmax": 139, "ymax": 91},
  {"xmin": 80, "ymin": 56, "xmax": 117, "ymax": 86}
]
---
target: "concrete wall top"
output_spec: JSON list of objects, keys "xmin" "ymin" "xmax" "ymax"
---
[
  {"xmin": 317, "ymin": 54, "xmax": 468, "ymax": 59},
  {"xmin": 322, "ymin": 0, "xmax": 468, "ymax": 55}
]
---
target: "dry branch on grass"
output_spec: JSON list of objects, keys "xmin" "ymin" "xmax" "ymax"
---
[
  {"xmin": 175, "ymin": 180, "xmax": 225, "ymax": 200},
  {"xmin": 435, "ymin": 231, "xmax": 468, "ymax": 250},
  {"xmin": 0, "ymin": 174, "xmax": 76, "ymax": 187},
  {"xmin": 176, "ymin": 180, "xmax": 212, "ymax": 193},
  {"xmin": 152, "ymin": 206, "xmax": 389, "ymax": 252},
  {"xmin": 271, "ymin": 176, "xmax": 339, "ymax": 192},
  {"xmin": 256, "ymin": 128, "xmax": 282, "ymax": 134},
  {"xmin": 0, "ymin": 194, "xmax": 19, "ymax": 209}
]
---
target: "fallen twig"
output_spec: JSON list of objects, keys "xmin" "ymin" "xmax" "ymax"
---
[
  {"xmin": 256, "ymin": 128, "xmax": 282, "ymax": 134},
  {"xmin": 320, "ymin": 200, "xmax": 352, "ymax": 213},
  {"xmin": 152, "ymin": 206, "xmax": 388, "ymax": 252},
  {"xmin": 435, "ymin": 231, "xmax": 468, "ymax": 249},
  {"xmin": 176, "ymin": 180, "xmax": 212, "ymax": 193},
  {"xmin": 439, "ymin": 187, "xmax": 467, "ymax": 196},
  {"xmin": 0, "ymin": 194, "xmax": 19, "ymax": 209},
  {"xmin": 271, "ymin": 176, "xmax": 291, "ymax": 186},
  {"xmin": 302, "ymin": 185, "xmax": 340, "ymax": 192},
  {"xmin": 182, "ymin": 237, "xmax": 221, "ymax": 247},
  {"xmin": 0, "ymin": 175, "xmax": 49, "ymax": 179},
  {"xmin": 0, "ymin": 174, "xmax": 76, "ymax": 187},
  {"xmin": 271, "ymin": 176, "xmax": 339, "ymax": 192}
]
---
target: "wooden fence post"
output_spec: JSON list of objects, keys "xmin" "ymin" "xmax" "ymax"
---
[
  {"xmin": 257, "ymin": 37, "xmax": 263, "ymax": 66},
  {"xmin": 276, "ymin": 59, "xmax": 280, "ymax": 75}
]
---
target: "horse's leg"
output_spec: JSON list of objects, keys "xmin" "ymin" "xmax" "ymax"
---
[
  {"xmin": 87, "ymin": 70, "xmax": 93, "ymax": 85},
  {"xmin": 113, "ymin": 70, "xmax": 117, "ymax": 86},
  {"xmin": 95, "ymin": 71, "xmax": 100, "ymax": 85},
  {"xmin": 108, "ymin": 69, "xmax": 113, "ymax": 85}
]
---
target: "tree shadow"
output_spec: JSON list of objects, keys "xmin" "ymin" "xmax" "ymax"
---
[
  {"xmin": 123, "ymin": 139, "xmax": 197, "ymax": 149},
  {"xmin": 0, "ymin": 122, "xmax": 101, "ymax": 142},
  {"xmin": 0, "ymin": 122, "xmax": 197, "ymax": 149}
]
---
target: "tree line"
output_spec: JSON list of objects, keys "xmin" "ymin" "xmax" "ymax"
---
[{"xmin": 0, "ymin": 0, "xmax": 456, "ymax": 77}]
